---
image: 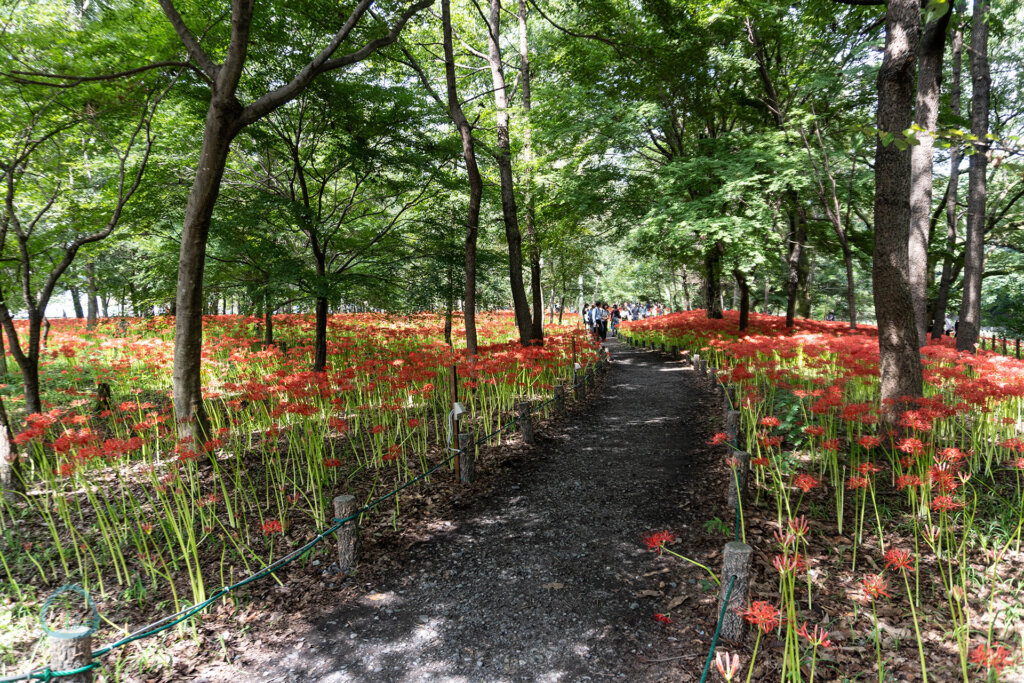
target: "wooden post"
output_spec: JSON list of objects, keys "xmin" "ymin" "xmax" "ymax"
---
[
  {"xmin": 48, "ymin": 631, "xmax": 92, "ymax": 683},
  {"xmin": 95, "ymin": 382, "xmax": 111, "ymax": 415},
  {"xmin": 692, "ymin": 353, "xmax": 701, "ymax": 369},
  {"xmin": 554, "ymin": 385, "xmax": 566, "ymax": 414},
  {"xmin": 727, "ymin": 448, "xmax": 750, "ymax": 513},
  {"xmin": 458, "ymin": 432, "xmax": 474, "ymax": 483},
  {"xmin": 725, "ymin": 410, "xmax": 741, "ymax": 448},
  {"xmin": 1002, "ymin": 336, "xmax": 1007, "ymax": 355},
  {"xmin": 333, "ymin": 495, "xmax": 359, "ymax": 576},
  {"xmin": 718, "ymin": 541, "xmax": 753, "ymax": 641},
  {"xmin": 517, "ymin": 401, "xmax": 534, "ymax": 445},
  {"xmin": 577, "ymin": 373, "xmax": 587, "ymax": 401}
]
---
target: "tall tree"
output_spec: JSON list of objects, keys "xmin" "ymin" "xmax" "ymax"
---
[
  {"xmin": 483, "ymin": 0, "xmax": 533, "ymax": 344},
  {"xmin": 908, "ymin": 1, "xmax": 951, "ymax": 345},
  {"xmin": 956, "ymin": 0, "xmax": 990, "ymax": 352},
  {"xmin": 931, "ymin": 1, "xmax": 964, "ymax": 340},
  {"xmin": 519, "ymin": 0, "xmax": 543, "ymax": 341},
  {"xmin": 156, "ymin": 0, "xmax": 431, "ymax": 442},
  {"xmin": 872, "ymin": 0, "xmax": 923, "ymax": 420}
]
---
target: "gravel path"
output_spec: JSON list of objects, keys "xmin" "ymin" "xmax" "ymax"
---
[{"xmin": 252, "ymin": 338, "xmax": 724, "ymax": 682}]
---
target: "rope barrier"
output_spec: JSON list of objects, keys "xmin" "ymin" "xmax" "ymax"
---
[{"xmin": 3, "ymin": 364, "xmax": 603, "ymax": 682}]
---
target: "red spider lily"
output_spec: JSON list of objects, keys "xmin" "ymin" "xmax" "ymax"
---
[
  {"xmin": 858, "ymin": 435, "xmax": 882, "ymax": 449},
  {"xmin": 897, "ymin": 438, "xmax": 925, "ymax": 456},
  {"xmin": 709, "ymin": 432, "xmax": 729, "ymax": 445},
  {"xmin": 883, "ymin": 547, "xmax": 915, "ymax": 572},
  {"xmin": 788, "ymin": 516, "xmax": 810, "ymax": 537},
  {"xmin": 759, "ymin": 416, "xmax": 781, "ymax": 428},
  {"xmin": 738, "ymin": 601, "xmax": 783, "ymax": 633},
  {"xmin": 896, "ymin": 474, "xmax": 923, "ymax": 490},
  {"xmin": 793, "ymin": 474, "xmax": 820, "ymax": 492},
  {"xmin": 858, "ymin": 462, "xmax": 883, "ymax": 476},
  {"xmin": 862, "ymin": 573, "xmax": 890, "ymax": 599},
  {"xmin": 715, "ymin": 652, "xmax": 740, "ymax": 682},
  {"xmin": 758, "ymin": 434, "xmax": 784, "ymax": 448},
  {"xmin": 797, "ymin": 622, "xmax": 833, "ymax": 648},
  {"xmin": 804, "ymin": 425, "xmax": 826, "ymax": 437},
  {"xmin": 930, "ymin": 495, "xmax": 963, "ymax": 512},
  {"xmin": 653, "ymin": 613, "xmax": 672, "ymax": 624},
  {"xmin": 821, "ymin": 438, "xmax": 840, "ymax": 451},
  {"xmin": 969, "ymin": 642, "xmax": 1014, "ymax": 674},
  {"xmin": 774, "ymin": 529, "xmax": 797, "ymax": 550},
  {"xmin": 643, "ymin": 530, "xmax": 675, "ymax": 554},
  {"xmin": 262, "ymin": 520, "xmax": 283, "ymax": 535},
  {"xmin": 846, "ymin": 475, "xmax": 869, "ymax": 490},
  {"xmin": 772, "ymin": 552, "xmax": 806, "ymax": 574},
  {"xmin": 751, "ymin": 456, "xmax": 770, "ymax": 466}
]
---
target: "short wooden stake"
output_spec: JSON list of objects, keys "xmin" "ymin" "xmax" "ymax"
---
[
  {"xmin": 727, "ymin": 448, "xmax": 750, "ymax": 513},
  {"xmin": 692, "ymin": 353, "xmax": 701, "ymax": 369},
  {"xmin": 554, "ymin": 386, "xmax": 566, "ymax": 414},
  {"xmin": 578, "ymin": 375, "xmax": 587, "ymax": 401},
  {"xmin": 725, "ymin": 410, "xmax": 740, "ymax": 447},
  {"xmin": 458, "ymin": 432, "xmax": 474, "ymax": 483},
  {"xmin": 670, "ymin": 345, "xmax": 680, "ymax": 360},
  {"xmin": 718, "ymin": 541, "xmax": 753, "ymax": 641},
  {"xmin": 517, "ymin": 402, "xmax": 534, "ymax": 445},
  {"xmin": 48, "ymin": 631, "xmax": 92, "ymax": 683},
  {"xmin": 333, "ymin": 494, "xmax": 359, "ymax": 576}
]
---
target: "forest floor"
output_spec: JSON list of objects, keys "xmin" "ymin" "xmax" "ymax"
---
[{"xmin": 196, "ymin": 338, "xmax": 731, "ymax": 682}]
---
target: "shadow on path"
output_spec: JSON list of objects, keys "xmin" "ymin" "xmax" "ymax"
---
[{"xmin": 250, "ymin": 338, "xmax": 724, "ymax": 682}]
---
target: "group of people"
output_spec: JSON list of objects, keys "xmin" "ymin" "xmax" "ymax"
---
[{"xmin": 582, "ymin": 301, "xmax": 667, "ymax": 341}]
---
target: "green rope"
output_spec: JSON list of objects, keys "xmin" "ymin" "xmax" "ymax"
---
[
  {"xmin": 6, "ymin": 372, "xmax": 603, "ymax": 682},
  {"xmin": 698, "ymin": 574, "xmax": 737, "ymax": 683}
]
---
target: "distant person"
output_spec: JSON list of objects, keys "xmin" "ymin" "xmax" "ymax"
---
[
  {"xmin": 610, "ymin": 305, "xmax": 621, "ymax": 337},
  {"xmin": 944, "ymin": 317, "xmax": 954, "ymax": 336},
  {"xmin": 597, "ymin": 303, "xmax": 609, "ymax": 341},
  {"xmin": 826, "ymin": 310, "xmax": 836, "ymax": 321},
  {"xmin": 954, "ymin": 319, "xmax": 959, "ymax": 337}
]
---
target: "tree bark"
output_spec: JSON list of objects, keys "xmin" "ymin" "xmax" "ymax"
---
[
  {"xmin": 313, "ymin": 296, "xmax": 328, "ymax": 372},
  {"xmin": 703, "ymin": 242, "xmax": 724, "ymax": 319},
  {"xmin": 441, "ymin": 0, "xmax": 481, "ymax": 356},
  {"xmin": 931, "ymin": 4, "xmax": 964, "ymax": 340},
  {"xmin": 956, "ymin": 0, "xmax": 989, "ymax": 352},
  {"xmin": 872, "ymin": 0, "xmax": 923, "ymax": 421},
  {"xmin": 682, "ymin": 264, "xmax": 692, "ymax": 310},
  {"xmin": 70, "ymin": 286, "xmax": 85, "ymax": 318},
  {"xmin": 519, "ymin": 0, "xmax": 543, "ymax": 342},
  {"xmin": 908, "ymin": 3, "xmax": 951, "ymax": 345},
  {"xmin": 485, "ymin": 0, "xmax": 533, "ymax": 344},
  {"xmin": 263, "ymin": 294, "xmax": 274, "ymax": 346},
  {"xmin": 733, "ymin": 269, "xmax": 750, "ymax": 331},
  {"xmin": 784, "ymin": 202, "xmax": 807, "ymax": 328},
  {"xmin": 85, "ymin": 261, "xmax": 99, "ymax": 329},
  {"xmin": 0, "ymin": 394, "xmax": 21, "ymax": 501}
]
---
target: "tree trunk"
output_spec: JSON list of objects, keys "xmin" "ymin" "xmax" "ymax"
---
[
  {"xmin": 785, "ymin": 203, "xmax": 806, "ymax": 327},
  {"xmin": 682, "ymin": 264, "xmax": 692, "ymax": 310},
  {"xmin": 519, "ymin": 0, "xmax": 543, "ymax": 342},
  {"xmin": 441, "ymin": 0, "xmax": 481, "ymax": 357},
  {"xmin": 313, "ymin": 296, "xmax": 328, "ymax": 372},
  {"xmin": 873, "ymin": 0, "xmax": 923, "ymax": 421},
  {"xmin": 932, "ymin": 4, "xmax": 964, "ymax": 340},
  {"xmin": 485, "ymin": 0, "xmax": 532, "ymax": 345},
  {"xmin": 173, "ymin": 104, "xmax": 238, "ymax": 445},
  {"xmin": 734, "ymin": 269, "xmax": 750, "ymax": 331},
  {"xmin": 909, "ymin": 5, "xmax": 951, "ymax": 345},
  {"xmin": 100, "ymin": 294, "xmax": 109, "ymax": 318},
  {"xmin": 263, "ymin": 294, "xmax": 274, "ymax": 346},
  {"xmin": 70, "ymin": 286, "xmax": 85, "ymax": 318},
  {"xmin": 85, "ymin": 262, "xmax": 99, "ymax": 329},
  {"xmin": 0, "ymin": 394, "xmax": 21, "ymax": 501},
  {"xmin": 956, "ymin": 0, "xmax": 989, "ymax": 352},
  {"xmin": 703, "ymin": 242, "xmax": 724, "ymax": 319}
]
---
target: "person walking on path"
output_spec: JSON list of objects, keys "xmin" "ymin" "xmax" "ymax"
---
[{"xmin": 610, "ymin": 304, "xmax": 621, "ymax": 337}]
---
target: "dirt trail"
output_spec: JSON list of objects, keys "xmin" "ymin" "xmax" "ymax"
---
[{"xmin": 243, "ymin": 338, "xmax": 728, "ymax": 682}]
